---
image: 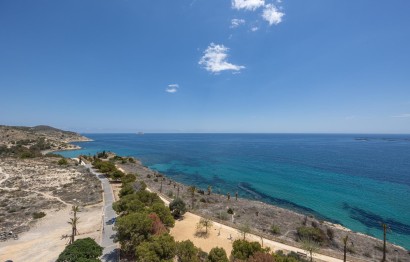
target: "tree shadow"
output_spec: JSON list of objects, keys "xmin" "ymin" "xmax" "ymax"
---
[
  {"xmin": 194, "ymin": 231, "xmax": 209, "ymax": 238},
  {"xmin": 101, "ymin": 248, "xmax": 119, "ymax": 262}
]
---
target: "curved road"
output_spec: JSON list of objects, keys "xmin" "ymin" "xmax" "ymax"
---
[{"xmin": 83, "ymin": 163, "xmax": 119, "ymax": 262}]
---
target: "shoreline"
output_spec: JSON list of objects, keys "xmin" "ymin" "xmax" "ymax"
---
[{"xmin": 116, "ymin": 159, "xmax": 409, "ymax": 262}]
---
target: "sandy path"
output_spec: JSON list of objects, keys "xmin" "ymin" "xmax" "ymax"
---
[
  {"xmin": 149, "ymin": 188, "xmax": 342, "ymax": 262},
  {"xmin": 0, "ymin": 204, "xmax": 102, "ymax": 262}
]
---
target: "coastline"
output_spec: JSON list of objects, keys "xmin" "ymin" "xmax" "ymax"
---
[{"xmin": 117, "ymin": 159, "xmax": 409, "ymax": 262}]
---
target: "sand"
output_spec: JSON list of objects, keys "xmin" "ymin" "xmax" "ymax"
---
[{"xmin": 0, "ymin": 204, "xmax": 102, "ymax": 262}]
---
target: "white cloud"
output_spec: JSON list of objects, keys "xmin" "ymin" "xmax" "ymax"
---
[
  {"xmin": 232, "ymin": 0, "xmax": 265, "ymax": 11},
  {"xmin": 262, "ymin": 4, "xmax": 285, "ymax": 25},
  {"xmin": 251, "ymin": 26, "xmax": 259, "ymax": 32},
  {"xmin": 166, "ymin": 84, "xmax": 179, "ymax": 93},
  {"xmin": 199, "ymin": 43, "xmax": 245, "ymax": 73},
  {"xmin": 392, "ymin": 113, "xmax": 410, "ymax": 118},
  {"xmin": 231, "ymin": 18, "xmax": 246, "ymax": 28}
]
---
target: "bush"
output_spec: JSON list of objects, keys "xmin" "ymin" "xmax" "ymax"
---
[
  {"xmin": 227, "ymin": 208, "xmax": 234, "ymax": 215},
  {"xmin": 248, "ymin": 252, "xmax": 275, "ymax": 262},
  {"xmin": 216, "ymin": 211, "xmax": 228, "ymax": 221},
  {"xmin": 119, "ymin": 183, "xmax": 135, "ymax": 197},
  {"xmin": 58, "ymin": 158, "xmax": 68, "ymax": 165},
  {"xmin": 231, "ymin": 239, "xmax": 267, "ymax": 260},
  {"xmin": 176, "ymin": 240, "xmax": 201, "ymax": 262},
  {"xmin": 297, "ymin": 226, "xmax": 327, "ymax": 244},
  {"xmin": 135, "ymin": 234, "xmax": 176, "ymax": 261},
  {"xmin": 57, "ymin": 237, "xmax": 103, "ymax": 262},
  {"xmin": 270, "ymin": 224, "xmax": 280, "ymax": 235},
  {"xmin": 208, "ymin": 247, "xmax": 229, "ymax": 262},
  {"xmin": 32, "ymin": 211, "xmax": 46, "ymax": 219},
  {"xmin": 169, "ymin": 198, "xmax": 187, "ymax": 218},
  {"xmin": 326, "ymin": 228, "xmax": 334, "ymax": 240}
]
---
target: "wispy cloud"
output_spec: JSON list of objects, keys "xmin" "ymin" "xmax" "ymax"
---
[
  {"xmin": 231, "ymin": 18, "xmax": 246, "ymax": 28},
  {"xmin": 166, "ymin": 84, "xmax": 179, "ymax": 93},
  {"xmin": 262, "ymin": 4, "xmax": 284, "ymax": 25},
  {"xmin": 232, "ymin": 0, "xmax": 265, "ymax": 11},
  {"xmin": 392, "ymin": 113, "xmax": 410, "ymax": 118},
  {"xmin": 199, "ymin": 43, "xmax": 245, "ymax": 73},
  {"xmin": 250, "ymin": 26, "xmax": 259, "ymax": 32}
]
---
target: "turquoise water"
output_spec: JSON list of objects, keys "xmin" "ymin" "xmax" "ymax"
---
[{"xmin": 57, "ymin": 133, "xmax": 410, "ymax": 249}]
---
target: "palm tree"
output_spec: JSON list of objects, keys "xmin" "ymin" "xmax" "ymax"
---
[
  {"xmin": 188, "ymin": 186, "xmax": 196, "ymax": 209},
  {"xmin": 381, "ymin": 223, "xmax": 388, "ymax": 262},
  {"xmin": 342, "ymin": 235, "xmax": 348, "ymax": 262},
  {"xmin": 68, "ymin": 206, "xmax": 80, "ymax": 244},
  {"xmin": 301, "ymin": 237, "xmax": 320, "ymax": 262},
  {"xmin": 207, "ymin": 185, "xmax": 212, "ymax": 195}
]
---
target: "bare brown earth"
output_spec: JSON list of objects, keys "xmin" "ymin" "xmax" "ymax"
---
[
  {"xmin": 118, "ymin": 160, "xmax": 410, "ymax": 262},
  {"xmin": 0, "ymin": 204, "xmax": 102, "ymax": 262},
  {"xmin": 0, "ymin": 157, "xmax": 102, "ymax": 234}
]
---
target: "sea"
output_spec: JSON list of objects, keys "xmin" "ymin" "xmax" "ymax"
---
[{"xmin": 56, "ymin": 133, "xmax": 410, "ymax": 249}]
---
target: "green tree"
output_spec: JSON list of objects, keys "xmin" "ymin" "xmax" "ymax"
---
[
  {"xmin": 57, "ymin": 237, "xmax": 102, "ymax": 262},
  {"xmin": 169, "ymin": 198, "xmax": 187, "ymax": 218},
  {"xmin": 121, "ymin": 173, "xmax": 137, "ymax": 184},
  {"xmin": 135, "ymin": 190, "xmax": 162, "ymax": 206},
  {"xmin": 231, "ymin": 239, "xmax": 266, "ymax": 260},
  {"xmin": 112, "ymin": 194, "xmax": 145, "ymax": 214},
  {"xmin": 115, "ymin": 212, "xmax": 153, "ymax": 254},
  {"xmin": 149, "ymin": 202, "xmax": 175, "ymax": 227},
  {"xmin": 248, "ymin": 251, "xmax": 275, "ymax": 262},
  {"xmin": 207, "ymin": 247, "xmax": 229, "ymax": 262},
  {"xmin": 197, "ymin": 218, "xmax": 213, "ymax": 235},
  {"xmin": 135, "ymin": 234, "xmax": 176, "ymax": 262},
  {"xmin": 119, "ymin": 183, "xmax": 135, "ymax": 198},
  {"xmin": 176, "ymin": 240, "xmax": 201, "ymax": 262}
]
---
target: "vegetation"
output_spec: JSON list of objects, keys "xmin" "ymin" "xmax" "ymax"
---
[
  {"xmin": 238, "ymin": 223, "xmax": 251, "ymax": 240},
  {"xmin": 169, "ymin": 198, "xmax": 187, "ymax": 218},
  {"xmin": 58, "ymin": 158, "xmax": 68, "ymax": 166},
  {"xmin": 207, "ymin": 247, "xmax": 229, "ymax": 262},
  {"xmin": 296, "ymin": 226, "xmax": 326, "ymax": 245},
  {"xmin": 231, "ymin": 239, "xmax": 268, "ymax": 260},
  {"xmin": 135, "ymin": 234, "xmax": 176, "ymax": 262},
  {"xmin": 196, "ymin": 217, "xmax": 213, "ymax": 235},
  {"xmin": 176, "ymin": 240, "xmax": 202, "ymax": 262},
  {"xmin": 32, "ymin": 211, "xmax": 46, "ymax": 219},
  {"xmin": 301, "ymin": 237, "xmax": 320, "ymax": 262},
  {"xmin": 271, "ymin": 224, "xmax": 281, "ymax": 235},
  {"xmin": 57, "ymin": 237, "xmax": 103, "ymax": 262}
]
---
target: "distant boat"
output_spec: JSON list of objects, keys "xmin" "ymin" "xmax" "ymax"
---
[{"xmin": 137, "ymin": 132, "xmax": 144, "ymax": 135}]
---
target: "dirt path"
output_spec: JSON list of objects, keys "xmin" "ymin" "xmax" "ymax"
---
[
  {"xmin": 0, "ymin": 204, "xmax": 102, "ymax": 262},
  {"xmin": 0, "ymin": 167, "xmax": 10, "ymax": 185},
  {"xmin": 149, "ymin": 187, "xmax": 343, "ymax": 262}
]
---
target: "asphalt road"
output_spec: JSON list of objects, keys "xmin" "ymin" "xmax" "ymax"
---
[{"xmin": 84, "ymin": 163, "xmax": 119, "ymax": 262}]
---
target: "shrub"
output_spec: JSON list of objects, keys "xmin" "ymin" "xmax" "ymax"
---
[
  {"xmin": 326, "ymin": 228, "xmax": 334, "ymax": 240},
  {"xmin": 248, "ymin": 252, "xmax": 275, "ymax": 262},
  {"xmin": 119, "ymin": 183, "xmax": 135, "ymax": 197},
  {"xmin": 297, "ymin": 226, "xmax": 327, "ymax": 244},
  {"xmin": 208, "ymin": 247, "xmax": 229, "ymax": 262},
  {"xmin": 169, "ymin": 198, "xmax": 187, "ymax": 218},
  {"xmin": 200, "ymin": 198, "xmax": 207, "ymax": 203},
  {"xmin": 32, "ymin": 211, "xmax": 46, "ymax": 219},
  {"xmin": 57, "ymin": 237, "xmax": 102, "ymax": 262},
  {"xmin": 231, "ymin": 240, "xmax": 267, "ymax": 260},
  {"xmin": 216, "ymin": 211, "xmax": 228, "ymax": 221},
  {"xmin": 176, "ymin": 240, "xmax": 201, "ymax": 262},
  {"xmin": 227, "ymin": 208, "xmax": 234, "ymax": 214},
  {"xmin": 197, "ymin": 189, "xmax": 205, "ymax": 195},
  {"xmin": 270, "ymin": 224, "xmax": 280, "ymax": 235},
  {"xmin": 135, "ymin": 234, "xmax": 176, "ymax": 261}
]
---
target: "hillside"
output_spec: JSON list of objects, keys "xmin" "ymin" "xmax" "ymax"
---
[{"xmin": 0, "ymin": 125, "xmax": 91, "ymax": 155}]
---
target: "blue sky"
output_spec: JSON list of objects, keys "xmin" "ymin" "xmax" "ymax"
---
[{"xmin": 0, "ymin": 0, "xmax": 409, "ymax": 133}]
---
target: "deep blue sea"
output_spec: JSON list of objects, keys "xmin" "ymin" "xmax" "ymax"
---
[{"xmin": 57, "ymin": 133, "xmax": 410, "ymax": 249}]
